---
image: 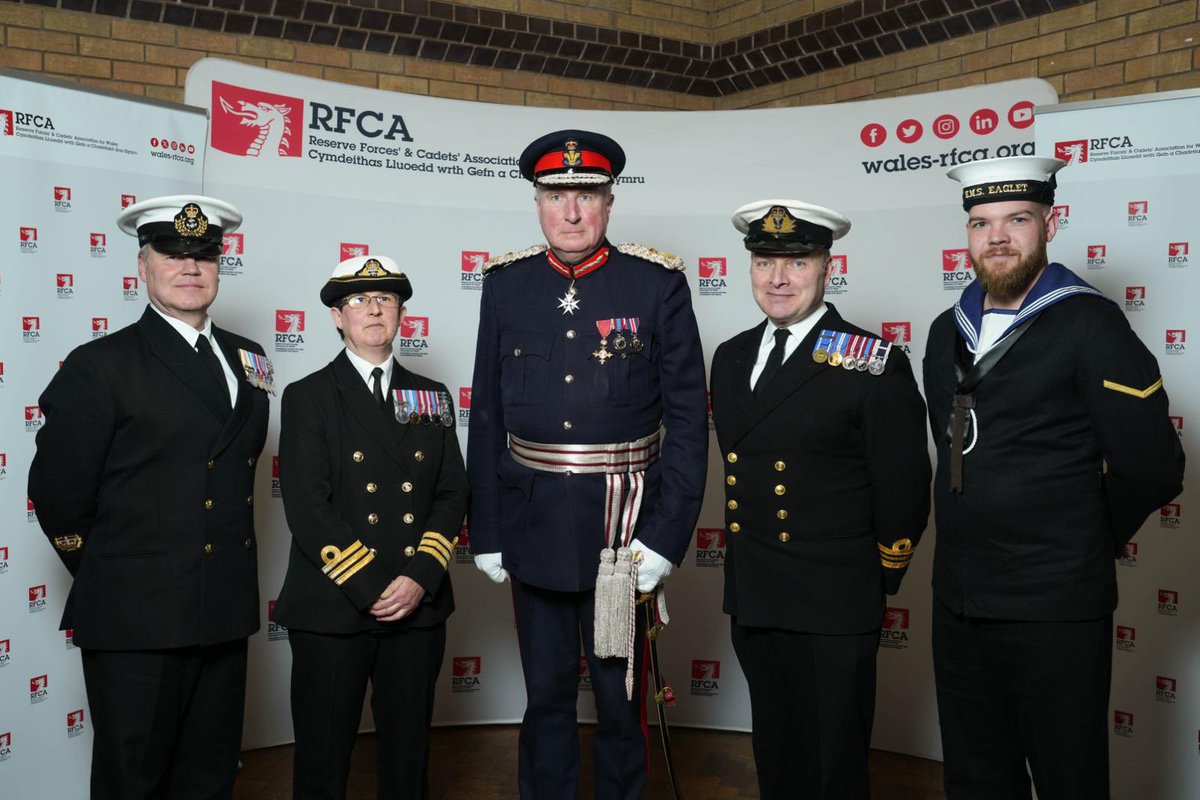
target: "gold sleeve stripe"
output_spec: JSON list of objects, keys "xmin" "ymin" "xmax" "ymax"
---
[
  {"xmin": 334, "ymin": 549, "xmax": 376, "ymax": 585},
  {"xmin": 328, "ymin": 547, "xmax": 373, "ymax": 581},
  {"xmin": 879, "ymin": 538, "xmax": 914, "ymax": 569},
  {"xmin": 423, "ymin": 530, "xmax": 454, "ymax": 552},
  {"xmin": 1102, "ymin": 377, "xmax": 1163, "ymax": 399},
  {"xmin": 418, "ymin": 544, "xmax": 450, "ymax": 569},
  {"xmin": 420, "ymin": 540, "xmax": 452, "ymax": 564},
  {"xmin": 321, "ymin": 540, "xmax": 365, "ymax": 574},
  {"xmin": 420, "ymin": 533, "xmax": 452, "ymax": 557}
]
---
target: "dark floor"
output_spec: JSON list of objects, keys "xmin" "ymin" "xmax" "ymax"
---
[{"xmin": 234, "ymin": 725, "xmax": 946, "ymax": 799}]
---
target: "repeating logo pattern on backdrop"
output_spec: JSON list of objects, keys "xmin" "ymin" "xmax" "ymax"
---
[
  {"xmin": 1115, "ymin": 625, "xmax": 1136, "ymax": 652},
  {"xmin": 689, "ymin": 659, "xmax": 720, "ymax": 697},
  {"xmin": 942, "ymin": 249, "xmax": 972, "ymax": 290},
  {"xmin": 694, "ymin": 528, "xmax": 725, "ymax": 568},
  {"xmin": 275, "ymin": 310, "xmax": 305, "ymax": 353},
  {"xmin": 221, "ymin": 232, "xmax": 246, "ymax": 276},
  {"xmin": 697, "ymin": 257, "xmax": 727, "ymax": 296},
  {"xmin": 451, "ymin": 656, "xmax": 481, "ymax": 694},
  {"xmin": 461, "ymin": 251, "xmax": 487, "ymax": 290},
  {"xmin": 880, "ymin": 607, "xmax": 910, "ymax": 649}
]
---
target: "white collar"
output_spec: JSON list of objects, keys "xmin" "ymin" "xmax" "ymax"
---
[
  {"xmin": 758, "ymin": 302, "xmax": 827, "ymax": 351},
  {"xmin": 150, "ymin": 303, "xmax": 213, "ymax": 348},
  {"xmin": 344, "ymin": 347, "xmax": 394, "ymax": 389}
]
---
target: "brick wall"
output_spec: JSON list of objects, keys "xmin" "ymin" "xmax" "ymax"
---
[{"xmin": 0, "ymin": 0, "xmax": 1195, "ymax": 111}]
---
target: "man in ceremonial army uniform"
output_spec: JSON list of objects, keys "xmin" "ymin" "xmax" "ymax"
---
[
  {"xmin": 275, "ymin": 255, "xmax": 468, "ymax": 799},
  {"xmin": 709, "ymin": 200, "xmax": 931, "ymax": 799},
  {"xmin": 924, "ymin": 156, "xmax": 1185, "ymax": 798},
  {"xmin": 467, "ymin": 130, "xmax": 708, "ymax": 799},
  {"xmin": 28, "ymin": 195, "xmax": 270, "ymax": 799}
]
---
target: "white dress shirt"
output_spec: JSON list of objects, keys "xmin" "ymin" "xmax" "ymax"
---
[
  {"xmin": 150, "ymin": 304, "xmax": 238, "ymax": 404},
  {"xmin": 749, "ymin": 303, "xmax": 827, "ymax": 390},
  {"xmin": 344, "ymin": 347, "xmax": 395, "ymax": 392}
]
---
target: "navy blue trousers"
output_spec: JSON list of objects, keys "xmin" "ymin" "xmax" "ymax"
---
[{"xmin": 511, "ymin": 578, "xmax": 649, "ymax": 800}]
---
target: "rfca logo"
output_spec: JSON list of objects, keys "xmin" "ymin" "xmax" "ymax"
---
[
  {"xmin": 1161, "ymin": 503, "xmax": 1181, "ymax": 529},
  {"xmin": 1086, "ymin": 245, "xmax": 1107, "ymax": 268},
  {"xmin": 53, "ymin": 186, "xmax": 72, "ymax": 211},
  {"xmin": 275, "ymin": 310, "xmax": 306, "ymax": 353},
  {"xmin": 1158, "ymin": 589, "xmax": 1179, "ymax": 616},
  {"xmin": 29, "ymin": 584, "xmax": 47, "ymax": 613},
  {"xmin": 267, "ymin": 599, "xmax": 288, "ymax": 641},
  {"xmin": 1156, "ymin": 675, "xmax": 1178, "ymax": 704},
  {"xmin": 123, "ymin": 275, "xmax": 140, "ymax": 301},
  {"xmin": 1118, "ymin": 541, "xmax": 1138, "ymax": 566},
  {"xmin": 212, "ymin": 81, "xmax": 302, "ymax": 158},
  {"xmin": 121, "ymin": 194, "xmax": 137, "ymax": 208},
  {"xmin": 1, "ymin": 109, "xmax": 55, "ymax": 133},
  {"xmin": 460, "ymin": 251, "xmax": 488, "ymax": 289},
  {"xmin": 1124, "ymin": 286, "xmax": 1145, "ymax": 312},
  {"xmin": 880, "ymin": 606, "xmax": 911, "ymax": 649},
  {"xmin": 90, "ymin": 232, "xmax": 107, "ymax": 258},
  {"xmin": 826, "ymin": 255, "xmax": 848, "ymax": 295},
  {"xmin": 221, "ymin": 233, "xmax": 246, "ymax": 276},
  {"xmin": 0, "ymin": 638, "xmax": 10, "ymax": 666},
  {"xmin": 340, "ymin": 242, "xmax": 369, "ymax": 260},
  {"xmin": 0, "ymin": 731, "xmax": 11, "ymax": 762},
  {"xmin": 694, "ymin": 527, "xmax": 725, "ymax": 569},
  {"xmin": 56, "ymin": 273, "xmax": 75, "ymax": 299},
  {"xmin": 26, "ymin": 497, "xmax": 36, "ymax": 523},
  {"xmin": 1055, "ymin": 140, "xmax": 1089, "ymax": 164},
  {"xmin": 1165, "ymin": 329, "xmax": 1186, "ymax": 355},
  {"xmin": 942, "ymin": 249, "xmax": 972, "ymax": 289},
  {"xmin": 0, "ymin": 544, "xmax": 8, "ymax": 573},
  {"xmin": 25, "ymin": 405, "xmax": 44, "ymax": 432},
  {"xmin": 270, "ymin": 455, "xmax": 281, "ymax": 498},
  {"xmin": 22, "ymin": 316, "xmax": 40, "ymax": 343},
  {"xmin": 881, "ymin": 322, "xmax": 912, "ymax": 354},
  {"xmin": 65, "ymin": 628, "xmax": 74, "ymax": 649},
  {"xmin": 1169, "ymin": 416, "xmax": 1183, "ymax": 439},
  {"xmin": 1127, "ymin": 200, "xmax": 1148, "ymax": 226},
  {"xmin": 0, "ymin": 109, "xmax": 12, "ymax": 135},
  {"xmin": 19, "ymin": 226, "xmax": 37, "ymax": 252},
  {"xmin": 1168, "ymin": 242, "xmax": 1189, "ymax": 267},
  {"xmin": 457, "ymin": 387, "xmax": 471, "ymax": 428},
  {"xmin": 92, "ymin": 317, "xmax": 109, "ymax": 338},
  {"xmin": 690, "ymin": 659, "xmax": 720, "ymax": 697},
  {"xmin": 1052, "ymin": 205, "xmax": 1070, "ymax": 228},
  {"xmin": 1113, "ymin": 710, "xmax": 1133, "ymax": 737},
  {"xmin": 29, "ymin": 674, "xmax": 48, "ymax": 704},
  {"xmin": 454, "ymin": 523, "xmax": 472, "ymax": 564},
  {"xmin": 451, "ymin": 656, "xmax": 482, "ymax": 692},
  {"xmin": 1115, "ymin": 625, "xmax": 1135, "ymax": 652},
  {"xmin": 578, "ymin": 656, "xmax": 592, "ymax": 691},
  {"xmin": 67, "ymin": 709, "xmax": 85, "ymax": 737},
  {"xmin": 698, "ymin": 257, "xmax": 728, "ymax": 296},
  {"xmin": 398, "ymin": 317, "xmax": 431, "ymax": 357}
]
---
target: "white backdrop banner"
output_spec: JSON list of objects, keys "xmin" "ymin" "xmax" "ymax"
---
[
  {"xmin": 184, "ymin": 58, "xmax": 1057, "ymax": 760},
  {"xmin": 1035, "ymin": 90, "xmax": 1199, "ymax": 800},
  {"xmin": 0, "ymin": 69, "xmax": 206, "ymax": 799}
]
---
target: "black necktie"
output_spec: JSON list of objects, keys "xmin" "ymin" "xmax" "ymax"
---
[
  {"xmin": 371, "ymin": 367, "xmax": 388, "ymax": 412},
  {"xmin": 754, "ymin": 328, "xmax": 790, "ymax": 396},
  {"xmin": 196, "ymin": 333, "xmax": 232, "ymax": 407}
]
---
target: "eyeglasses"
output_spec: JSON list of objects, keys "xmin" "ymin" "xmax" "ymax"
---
[{"xmin": 340, "ymin": 294, "xmax": 401, "ymax": 309}]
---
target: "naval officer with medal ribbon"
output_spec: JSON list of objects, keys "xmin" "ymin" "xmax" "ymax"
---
[
  {"xmin": 924, "ymin": 157, "xmax": 1185, "ymax": 799},
  {"xmin": 28, "ymin": 195, "xmax": 270, "ymax": 799},
  {"xmin": 708, "ymin": 199, "xmax": 931, "ymax": 800},
  {"xmin": 275, "ymin": 254, "xmax": 468, "ymax": 799},
  {"xmin": 466, "ymin": 129, "xmax": 708, "ymax": 800}
]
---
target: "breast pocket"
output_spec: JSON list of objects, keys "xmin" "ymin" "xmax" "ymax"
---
[
  {"xmin": 500, "ymin": 332, "xmax": 554, "ymax": 407},
  {"xmin": 589, "ymin": 332, "xmax": 654, "ymax": 406}
]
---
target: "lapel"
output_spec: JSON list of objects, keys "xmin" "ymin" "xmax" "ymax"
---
[
  {"xmin": 208, "ymin": 326, "xmax": 255, "ymax": 459},
  {"xmin": 137, "ymin": 306, "xmax": 230, "ymax": 424},
  {"xmin": 332, "ymin": 351, "xmax": 410, "ymax": 471},
  {"xmin": 725, "ymin": 307, "xmax": 840, "ymax": 448}
]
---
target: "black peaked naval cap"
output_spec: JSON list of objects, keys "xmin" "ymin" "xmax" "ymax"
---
[
  {"xmin": 116, "ymin": 194, "xmax": 242, "ymax": 258},
  {"xmin": 519, "ymin": 129, "xmax": 626, "ymax": 186},
  {"xmin": 731, "ymin": 199, "xmax": 852, "ymax": 255}
]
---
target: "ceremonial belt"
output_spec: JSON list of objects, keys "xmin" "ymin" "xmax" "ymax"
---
[
  {"xmin": 948, "ymin": 315, "xmax": 1039, "ymax": 493},
  {"xmin": 508, "ymin": 430, "xmax": 662, "ymax": 474}
]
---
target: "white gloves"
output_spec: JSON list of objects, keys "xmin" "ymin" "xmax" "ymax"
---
[
  {"xmin": 474, "ymin": 552, "xmax": 509, "ymax": 584},
  {"xmin": 630, "ymin": 539, "xmax": 672, "ymax": 594}
]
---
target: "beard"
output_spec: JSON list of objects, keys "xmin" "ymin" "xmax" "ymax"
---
[{"xmin": 971, "ymin": 240, "xmax": 1048, "ymax": 302}]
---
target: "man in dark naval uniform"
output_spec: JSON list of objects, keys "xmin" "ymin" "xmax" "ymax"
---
[
  {"xmin": 924, "ymin": 156, "xmax": 1185, "ymax": 799},
  {"xmin": 28, "ymin": 195, "xmax": 270, "ymax": 799},
  {"xmin": 710, "ymin": 199, "xmax": 931, "ymax": 799},
  {"xmin": 276, "ymin": 254, "xmax": 468, "ymax": 800},
  {"xmin": 467, "ymin": 129, "xmax": 708, "ymax": 800}
]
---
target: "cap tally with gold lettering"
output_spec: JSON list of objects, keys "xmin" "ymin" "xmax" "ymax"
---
[
  {"xmin": 947, "ymin": 155, "xmax": 1066, "ymax": 211},
  {"xmin": 518, "ymin": 129, "xmax": 626, "ymax": 187},
  {"xmin": 320, "ymin": 255, "xmax": 414, "ymax": 307},
  {"xmin": 117, "ymin": 194, "xmax": 242, "ymax": 258},
  {"xmin": 732, "ymin": 199, "xmax": 851, "ymax": 255}
]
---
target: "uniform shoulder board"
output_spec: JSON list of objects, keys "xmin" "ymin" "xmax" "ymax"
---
[
  {"xmin": 616, "ymin": 242, "xmax": 685, "ymax": 271},
  {"xmin": 483, "ymin": 244, "xmax": 547, "ymax": 274}
]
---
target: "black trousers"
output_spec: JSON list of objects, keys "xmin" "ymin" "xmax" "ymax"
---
[
  {"xmin": 932, "ymin": 600, "xmax": 1112, "ymax": 800},
  {"xmin": 511, "ymin": 578, "xmax": 649, "ymax": 800},
  {"xmin": 81, "ymin": 639, "xmax": 248, "ymax": 800},
  {"xmin": 731, "ymin": 621, "xmax": 878, "ymax": 800},
  {"xmin": 288, "ymin": 625, "xmax": 446, "ymax": 800}
]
